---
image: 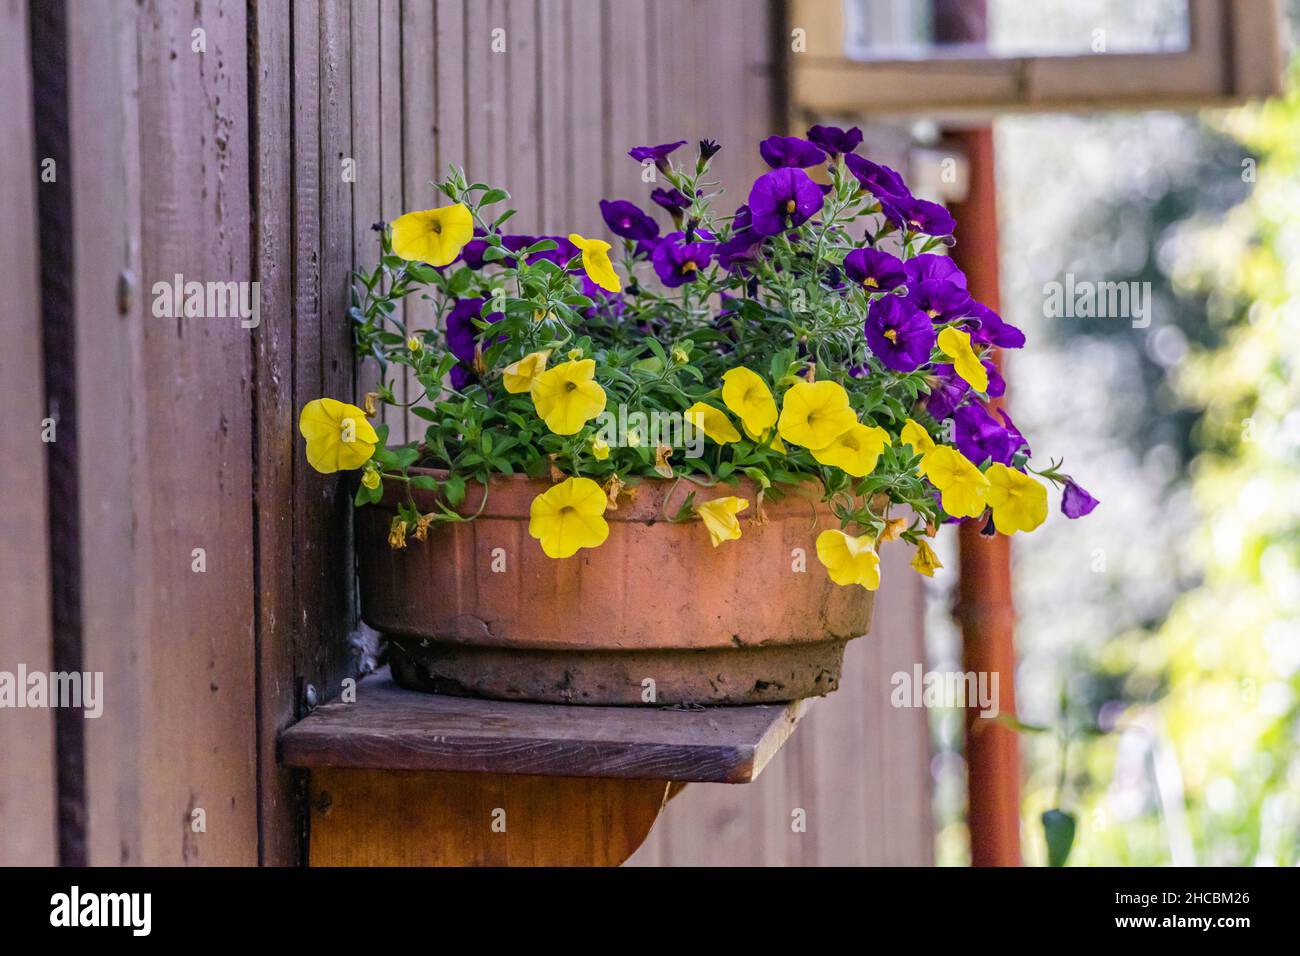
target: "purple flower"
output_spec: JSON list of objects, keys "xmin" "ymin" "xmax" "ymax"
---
[
  {"xmin": 759, "ymin": 135, "xmax": 827, "ymax": 169},
  {"xmin": 904, "ymin": 253, "xmax": 967, "ymax": 289},
  {"xmin": 807, "ymin": 124, "xmax": 863, "ymax": 159},
  {"xmin": 747, "ymin": 167, "xmax": 824, "ymax": 237},
  {"xmin": 844, "ymin": 154, "xmax": 912, "ymax": 201},
  {"xmin": 1061, "ymin": 479, "xmax": 1099, "ymax": 518},
  {"xmin": 445, "ymin": 298, "xmax": 503, "ymax": 390},
  {"xmin": 908, "ymin": 278, "xmax": 973, "ymax": 324},
  {"xmin": 716, "ymin": 205, "xmax": 762, "ymax": 272},
  {"xmin": 599, "ymin": 200, "xmax": 660, "ymax": 241},
  {"xmin": 865, "ymin": 295, "xmax": 936, "ymax": 372},
  {"xmin": 460, "ymin": 228, "xmax": 490, "ymax": 269},
  {"xmin": 629, "ymin": 140, "xmax": 687, "ymax": 171},
  {"xmin": 967, "ymin": 303, "xmax": 1026, "ymax": 349},
  {"xmin": 926, "ymin": 364, "xmax": 970, "ymax": 420},
  {"xmin": 650, "ymin": 187, "xmax": 691, "ymax": 213},
  {"xmin": 844, "ymin": 247, "xmax": 906, "ymax": 292},
  {"xmin": 527, "ymin": 235, "xmax": 580, "ymax": 268},
  {"xmin": 652, "ymin": 233, "xmax": 713, "ymax": 287},
  {"xmin": 953, "ymin": 404, "xmax": 1027, "ymax": 466},
  {"xmin": 699, "ymin": 139, "xmax": 722, "ymax": 161},
  {"xmin": 983, "ymin": 358, "xmax": 1006, "ymax": 398},
  {"xmin": 889, "ymin": 196, "xmax": 957, "ymax": 236}
]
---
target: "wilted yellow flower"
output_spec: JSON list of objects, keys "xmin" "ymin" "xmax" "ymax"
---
[
  {"xmin": 685, "ymin": 402, "xmax": 741, "ymax": 444},
  {"xmin": 984, "ymin": 463, "xmax": 1048, "ymax": 534},
  {"xmin": 298, "ymin": 398, "xmax": 380, "ymax": 473},
  {"xmin": 603, "ymin": 473, "xmax": 627, "ymax": 511},
  {"xmin": 528, "ymin": 476, "xmax": 610, "ymax": 559},
  {"xmin": 591, "ymin": 437, "xmax": 611, "ymax": 461},
  {"xmin": 695, "ymin": 496, "xmax": 750, "ymax": 547},
  {"xmin": 721, "ymin": 367, "xmax": 778, "ymax": 436},
  {"xmin": 390, "ymin": 203, "xmax": 474, "ymax": 266},
  {"xmin": 363, "ymin": 391, "xmax": 380, "ymax": 417},
  {"xmin": 407, "ymin": 336, "xmax": 423, "ymax": 352},
  {"xmin": 361, "ymin": 466, "xmax": 381, "ymax": 490},
  {"xmin": 937, "ymin": 327, "xmax": 988, "ymax": 393},
  {"xmin": 503, "ymin": 350, "xmax": 550, "ymax": 393},
  {"xmin": 530, "ymin": 359, "xmax": 607, "ymax": 435},
  {"xmin": 569, "ymin": 233, "xmax": 621, "ymax": 292},
  {"xmin": 925, "ymin": 445, "xmax": 989, "ymax": 518},
  {"xmin": 815, "ymin": 529, "xmax": 881, "ymax": 590},
  {"xmin": 654, "ymin": 444, "xmax": 675, "ymax": 479},
  {"xmin": 811, "ymin": 422, "xmax": 890, "ymax": 477},
  {"xmin": 910, "ymin": 539, "xmax": 943, "ymax": 577},
  {"xmin": 411, "ymin": 513, "xmax": 435, "ymax": 542},
  {"xmin": 388, "ymin": 517, "xmax": 408, "ymax": 550},
  {"xmin": 777, "ymin": 380, "xmax": 856, "ymax": 449}
]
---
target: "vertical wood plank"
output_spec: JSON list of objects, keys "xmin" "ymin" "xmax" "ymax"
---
[
  {"xmin": 536, "ymin": 0, "xmax": 570, "ymax": 232},
  {"xmin": 504, "ymin": 0, "xmax": 540, "ymax": 230},
  {"xmin": 0, "ymin": 0, "xmax": 57, "ymax": 867},
  {"xmin": 251, "ymin": 0, "xmax": 301, "ymax": 866},
  {"xmin": 376, "ymin": 0, "xmax": 405, "ymax": 439},
  {"xmin": 317, "ymin": 0, "xmax": 359, "ymax": 685},
  {"xmin": 565, "ymin": 0, "xmax": 604, "ymax": 235},
  {"xmin": 72, "ymin": 0, "xmax": 260, "ymax": 865}
]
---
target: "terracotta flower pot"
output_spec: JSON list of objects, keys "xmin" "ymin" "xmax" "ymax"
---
[{"xmin": 357, "ymin": 469, "xmax": 874, "ymax": 705}]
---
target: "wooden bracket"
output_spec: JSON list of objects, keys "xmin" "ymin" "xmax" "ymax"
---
[{"xmin": 281, "ymin": 670, "xmax": 810, "ymax": 866}]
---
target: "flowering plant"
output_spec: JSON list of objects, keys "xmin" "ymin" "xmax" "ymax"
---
[{"xmin": 299, "ymin": 130, "xmax": 1096, "ymax": 589}]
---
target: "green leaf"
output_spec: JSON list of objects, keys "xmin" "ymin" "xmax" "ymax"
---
[
  {"xmin": 443, "ymin": 473, "xmax": 467, "ymax": 507},
  {"xmin": 1041, "ymin": 809, "xmax": 1076, "ymax": 867},
  {"xmin": 409, "ymin": 475, "xmax": 439, "ymax": 491},
  {"xmin": 479, "ymin": 188, "xmax": 510, "ymax": 206}
]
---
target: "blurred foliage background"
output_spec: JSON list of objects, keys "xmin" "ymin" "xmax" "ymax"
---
[{"xmin": 928, "ymin": 24, "xmax": 1300, "ymax": 867}]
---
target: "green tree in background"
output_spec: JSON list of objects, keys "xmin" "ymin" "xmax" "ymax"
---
[{"xmin": 1072, "ymin": 61, "xmax": 1300, "ymax": 866}]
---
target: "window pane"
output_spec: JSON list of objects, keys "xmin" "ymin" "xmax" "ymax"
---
[{"xmin": 843, "ymin": 0, "xmax": 1191, "ymax": 59}]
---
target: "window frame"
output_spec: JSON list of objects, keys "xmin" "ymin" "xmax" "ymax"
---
[{"xmin": 789, "ymin": 0, "xmax": 1283, "ymax": 116}]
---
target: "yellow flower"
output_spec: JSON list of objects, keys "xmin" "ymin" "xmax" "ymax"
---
[
  {"xmin": 695, "ymin": 496, "xmax": 749, "ymax": 547},
  {"xmin": 685, "ymin": 402, "xmax": 741, "ymax": 444},
  {"xmin": 569, "ymin": 233, "xmax": 621, "ymax": 292},
  {"xmin": 777, "ymin": 380, "xmax": 856, "ymax": 449},
  {"xmin": 742, "ymin": 422, "xmax": 786, "ymax": 453},
  {"xmin": 925, "ymin": 445, "xmax": 990, "ymax": 518},
  {"xmin": 984, "ymin": 463, "xmax": 1048, "ymax": 534},
  {"xmin": 811, "ymin": 422, "xmax": 890, "ymax": 477},
  {"xmin": 390, "ymin": 204, "xmax": 474, "ymax": 266},
  {"xmin": 406, "ymin": 336, "xmax": 423, "ymax": 352},
  {"xmin": 910, "ymin": 539, "xmax": 943, "ymax": 577},
  {"xmin": 388, "ymin": 517, "xmax": 408, "ymax": 550},
  {"xmin": 503, "ymin": 350, "xmax": 550, "ymax": 393},
  {"xmin": 361, "ymin": 466, "xmax": 381, "ymax": 490},
  {"xmin": 528, "ymin": 476, "xmax": 610, "ymax": 559},
  {"xmin": 721, "ymin": 367, "xmax": 778, "ymax": 435},
  {"xmin": 900, "ymin": 419, "xmax": 936, "ymax": 477},
  {"xmin": 815, "ymin": 529, "xmax": 881, "ymax": 590},
  {"xmin": 591, "ymin": 437, "xmax": 611, "ymax": 461},
  {"xmin": 530, "ymin": 359, "xmax": 607, "ymax": 435},
  {"xmin": 298, "ymin": 398, "xmax": 380, "ymax": 473},
  {"xmin": 937, "ymin": 327, "xmax": 989, "ymax": 393}
]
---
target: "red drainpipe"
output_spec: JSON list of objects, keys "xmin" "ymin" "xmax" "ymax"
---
[
  {"xmin": 947, "ymin": 127, "xmax": 1022, "ymax": 867},
  {"xmin": 931, "ymin": 0, "xmax": 1021, "ymax": 869}
]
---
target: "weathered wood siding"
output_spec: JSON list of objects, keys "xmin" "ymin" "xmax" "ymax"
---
[{"xmin": 5, "ymin": 0, "xmax": 932, "ymax": 866}]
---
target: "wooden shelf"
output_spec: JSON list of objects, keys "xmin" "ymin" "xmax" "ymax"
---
[{"xmin": 281, "ymin": 668, "xmax": 810, "ymax": 784}]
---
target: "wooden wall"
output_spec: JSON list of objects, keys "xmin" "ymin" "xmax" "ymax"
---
[{"xmin": 4, "ymin": 0, "xmax": 932, "ymax": 867}]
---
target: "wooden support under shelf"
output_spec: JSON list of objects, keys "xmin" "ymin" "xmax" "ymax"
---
[{"xmin": 280, "ymin": 669, "xmax": 811, "ymax": 866}]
